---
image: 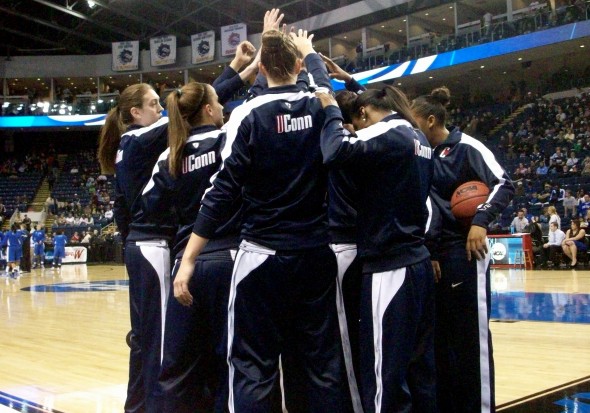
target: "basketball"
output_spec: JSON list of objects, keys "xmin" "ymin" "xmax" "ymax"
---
[{"xmin": 450, "ymin": 181, "xmax": 490, "ymax": 220}]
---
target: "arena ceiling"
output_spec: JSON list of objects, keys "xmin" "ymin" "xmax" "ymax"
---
[{"xmin": 0, "ymin": 0, "xmax": 361, "ymax": 57}]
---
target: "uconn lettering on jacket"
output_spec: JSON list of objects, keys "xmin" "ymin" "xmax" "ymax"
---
[
  {"xmin": 414, "ymin": 139, "xmax": 432, "ymax": 159},
  {"xmin": 182, "ymin": 151, "xmax": 216, "ymax": 174},
  {"xmin": 276, "ymin": 114, "xmax": 313, "ymax": 133}
]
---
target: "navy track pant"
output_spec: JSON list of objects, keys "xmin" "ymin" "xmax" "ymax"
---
[
  {"xmin": 124, "ymin": 240, "xmax": 170, "ymax": 413},
  {"xmin": 435, "ymin": 244, "xmax": 494, "ymax": 413},
  {"xmin": 359, "ymin": 258, "xmax": 436, "ymax": 413},
  {"xmin": 227, "ymin": 240, "xmax": 350, "ymax": 413},
  {"xmin": 158, "ymin": 249, "xmax": 235, "ymax": 413}
]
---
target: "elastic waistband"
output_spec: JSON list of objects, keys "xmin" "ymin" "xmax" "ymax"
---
[
  {"xmin": 330, "ymin": 243, "xmax": 357, "ymax": 253},
  {"xmin": 134, "ymin": 239, "xmax": 168, "ymax": 247},
  {"xmin": 239, "ymin": 240, "xmax": 276, "ymax": 255}
]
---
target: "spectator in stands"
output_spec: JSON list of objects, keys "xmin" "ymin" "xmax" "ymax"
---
[
  {"xmin": 104, "ymin": 205, "xmax": 113, "ymax": 221},
  {"xmin": 581, "ymin": 210, "xmax": 590, "ymax": 229},
  {"xmin": 513, "ymin": 162, "xmax": 529, "ymax": 178},
  {"xmin": 562, "ymin": 218, "xmax": 587, "ymax": 267},
  {"xmin": 22, "ymin": 214, "xmax": 31, "ymax": 232},
  {"xmin": 536, "ymin": 162, "xmax": 548, "ymax": 176},
  {"xmin": 582, "ymin": 156, "xmax": 590, "ymax": 176},
  {"xmin": 550, "ymin": 147, "xmax": 566, "ymax": 165},
  {"xmin": 566, "ymin": 151, "xmax": 579, "ymax": 168},
  {"xmin": 13, "ymin": 210, "xmax": 23, "ymax": 226},
  {"xmin": 542, "ymin": 221, "xmax": 566, "ymax": 268},
  {"xmin": 81, "ymin": 231, "xmax": 92, "ymax": 244},
  {"xmin": 549, "ymin": 183, "xmax": 564, "ymax": 205},
  {"xmin": 56, "ymin": 213, "xmax": 67, "ymax": 226},
  {"xmin": 45, "ymin": 194, "xmax": 58, "ymax": 217},
  {"xmin": 0, "ymin": 199, "xmax": 6, "ymax": 224},
  {"xmin": 530, "ymin": 146, "xmax": 544, "ymax": 163},
  {"xmin": 65, "ymin": 213, "xmax": 75, "ymax": 226},
  {"xmin": 547, "ymin": 159, "xmax": 559, "ymax": 174},
  {"xmin": 578, "ymin": 194, "xmax": 590, "ymax": 218},
  {"xmin": 563, "ymin": 189, "xmax": 577, "ymax": 218},
  {"xmin": 70, "ymin": 231, "xmax": 81, "ymax": 244},
  {"xmin": 538, "ymin": 183, "xmax": 552, "ymax": 205},
  {"xmin": 511, "ymin": 209, "xmax": 529, "ymax": 232}
]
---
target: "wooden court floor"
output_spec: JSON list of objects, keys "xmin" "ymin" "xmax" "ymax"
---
[{"xmin": 0, "ymin": 264, "xmax": 589, "ymax": 412}]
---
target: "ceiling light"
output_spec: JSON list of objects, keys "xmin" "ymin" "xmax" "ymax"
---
[
  {"xmin": 518, "ymin": 57, "xmax": 522, "ymax": 60},
  {"xmin": 480, "ymin": 65, "xmax": 485, "ymax": 68},
  {"xmin": 581, "ymin": 45, "xmax": 585, "ymax": 48},
  {"xmin": 87, "ymin": 1, "xmax": 96, "ymax": 8}
]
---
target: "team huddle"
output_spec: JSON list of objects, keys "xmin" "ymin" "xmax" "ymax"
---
[{"xmin": 98, "ymin": 9, "xmax": 514, "ymax": 413}]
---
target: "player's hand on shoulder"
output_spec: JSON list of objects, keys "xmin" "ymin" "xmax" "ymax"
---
[{"xmin": 315, "ymin": 91, "xmax": 337, "ymax": 109}]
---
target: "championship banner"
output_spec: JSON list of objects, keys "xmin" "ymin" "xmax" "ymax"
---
[
  {"xmin": 221, "ymin": 23, "xmax": 247, "ymax": 57},
  {"xmin": 112, "ymin": 41, "xmax": 139, "ymax": 71},
  {"xmin": 191, "ymin": 30, "xmax": 215, "ymax": 64},
  {"xmin": 150, "ymin": 35, "xmax": 177, "ymax": 66}
]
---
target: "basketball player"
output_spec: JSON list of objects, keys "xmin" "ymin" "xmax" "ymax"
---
[
  {"xmin": 98, "ymin": 82, "xmax": 174, "ymax": 413},
  {"xmin": 320, "ymin": 53, "xmax": 366, "ymax": 413},
  {"xmin": 52, "ymin": 230, "xmax": 68, "ymax": 269},
  {"xmin": 98, "ymin": 41, "xmax": 259, "ymax": 412},
  {"xmin": 174, "ymin": 29, "xmax": 351, "ymax": 413},
  {"xmin": 32, "ymin": 224, "xmax": 46, "ymax": 268},
  {"xmin": 316, "ymin": 86, "xmax": 436, "ymax": 413},
  {"xmin": 411, "ymin": 87, "xmax": 514, "ymax": 413},
  {"xmin": 142, "ymin": 79, "xmax": 259, "ymax": 411},
  {"xmin": 4, "ymin": 224, "xmax": 24, "ymax": 278}
]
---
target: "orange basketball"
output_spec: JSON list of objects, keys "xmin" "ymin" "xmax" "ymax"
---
[{"xmin": 450, "ymin": 181, "xmax": 490, "ymax": 220}]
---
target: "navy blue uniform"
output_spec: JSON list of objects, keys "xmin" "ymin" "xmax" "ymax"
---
[
  {"xmin": 321, "ymin": 105, "xmax": 436, "ymax": 413},
  {"xmin": 117, "ymin": 76, "xmax": 254, "ymax": 413},
  {"xmin": 142, "ymin": 125, "xmax": 240, "ymax": 413},
  {"xmin": 328, "ymin": 80, "xmax": 367, "ymax": 413},
  {"xmin": 426, "ymin": 128, "xmax": 514, "ymax": 413},
  {"xmin": 115, "ymin": 117, "xmax": 176, "ymax": 413},
  {"xmin": 193, "ymin": 53, "xmax": 350, "ymax": 413}
]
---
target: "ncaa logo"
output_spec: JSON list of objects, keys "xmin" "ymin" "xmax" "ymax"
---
[{"xmin": 491, "ymin": 242, "xmax": 507, "ymax": 260}]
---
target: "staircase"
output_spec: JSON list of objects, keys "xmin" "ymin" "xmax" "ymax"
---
[{"xmin": 489, "ymin": 104, "xmax": 528, "ymax": 136}]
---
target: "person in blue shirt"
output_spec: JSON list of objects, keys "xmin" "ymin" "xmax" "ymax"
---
[
  {"xmin": 32, "ymin": 224, "xmax": 46, "ymax": 268},
  {"xmin": 4, "ymin": 224, "xmax": 24, "ymax": 278},
  {"xmin": 52, "ymin": 230, "xmax": 68, "ymax": 268}
]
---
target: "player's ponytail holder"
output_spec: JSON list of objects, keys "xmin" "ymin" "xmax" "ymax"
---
[{"xmin": 176, "ymin": 88, "xmax": 183, "ymax": 97}]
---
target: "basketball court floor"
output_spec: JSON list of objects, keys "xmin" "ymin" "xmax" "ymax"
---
[{"xmin": 0, "ymin": 263, "xmax": 588, "ymax": 412}]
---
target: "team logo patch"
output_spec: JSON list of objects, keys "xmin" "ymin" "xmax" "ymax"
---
[
  {"xmin": 439, "ymin": 147, "xmax": 451, "ymax": 158},
  {"xmin": 197, "ymin": 40, "xmax": 210, "ymax": 56},
  {"xmin": 22, "ymin": 280, "xmax": 129, "ymax": 292}
]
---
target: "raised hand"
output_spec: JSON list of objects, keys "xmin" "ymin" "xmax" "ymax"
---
[
  {"xmin": 263, "ymin": 8, "xmax": 285, "ymax": 33},
  {"xmin": 290, "ymin": 28, "xmax": 315, "ymax": 59}
]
